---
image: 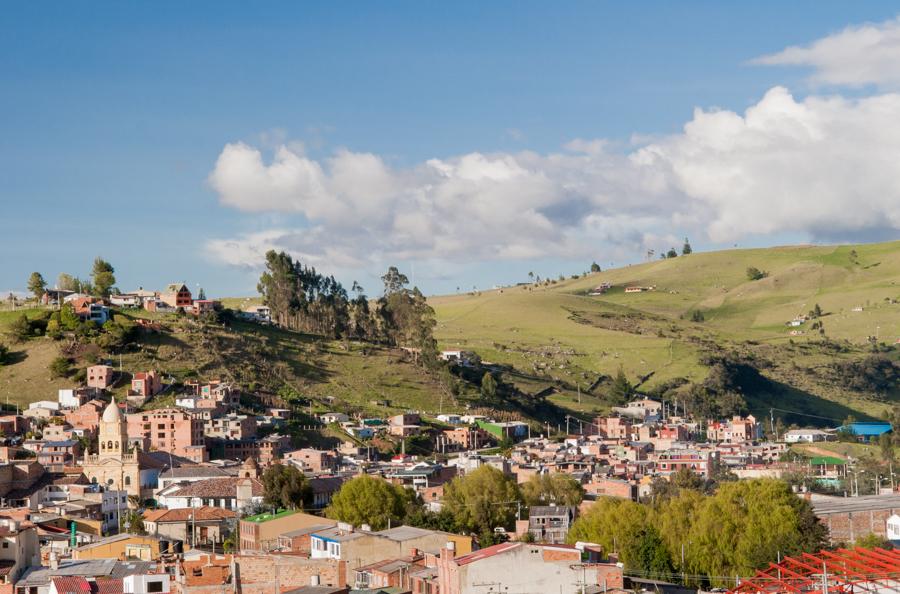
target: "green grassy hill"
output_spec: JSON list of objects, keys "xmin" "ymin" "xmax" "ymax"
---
[
  {"xmin": 431, "ymin": 241, "xmax": 900, "ymax": 425},
  {"xmin": 4, "ymin": 240, "xmax": 900, "ymax": 432},
  {"xmin": 0, "ymin": 309, "xmax": 470, "ymax": 426}
]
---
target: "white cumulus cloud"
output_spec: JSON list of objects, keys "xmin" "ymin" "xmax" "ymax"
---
[
  {"xmin": 753, "ymin": 16, "xmax": 900, "ymax": 87},
  {"xmin": 207, "ymin": 47, "xmax": 900, "ymax": 271}
]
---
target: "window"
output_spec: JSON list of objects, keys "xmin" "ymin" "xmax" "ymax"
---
[
  {"xmin": 124, "ymin": 476, "xmax": 131, "ymax": 486},
  {"xmin": 147, "ymin": 581, "xmax": 164, "ymax": 593}
]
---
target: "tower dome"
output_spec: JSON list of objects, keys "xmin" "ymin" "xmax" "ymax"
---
[{"xmin": 102, "ymin": 400, "xmax": 122, "ymax": 423}]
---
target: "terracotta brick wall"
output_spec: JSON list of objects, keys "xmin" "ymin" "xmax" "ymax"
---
[
  {"xmin": 821, "ymin": 508, "xmax": 899, "ymax": 543},
  {"xmin": 234, "ymin": 555, "xmax": 346, "ymax": 590}
]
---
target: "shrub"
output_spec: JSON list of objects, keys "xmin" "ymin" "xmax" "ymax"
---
[{"xmin": 746, "ymin": 267, "xmax": 768, "ymax": 281}]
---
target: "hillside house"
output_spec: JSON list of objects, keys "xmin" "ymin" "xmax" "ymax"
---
[
  {"xmin": 784, "ymin": 429, "xmax": 834, "ymax": 443},
  {"xmin": 130, "ymin": 371, "xmax": 162, "ymax": 399},
  {"xmin": 837, "ymin": 422, "xmax": 892, "ymax": 443},
  {"xmin": 159, "ymin": 284, "xmax": 192, "ymax": 309},
  {"xmin": 241, "ymin": 305, "xmax": 271, "ymax": 323},
  {"xmin": 527, "ymin": 506, "xmax": 576, "ymax": 544},
  {"xmin": 86, "ymin": 365, "xmax": 115, "ymax": 390},
  {"xmin": 109, "ymin": 293, "xmax": 142, "ymax": 307},
  {"xmin": 191, "ymin": 299, "xmax": 217, "ymax": 316}
]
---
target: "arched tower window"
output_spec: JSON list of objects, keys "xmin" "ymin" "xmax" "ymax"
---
[{"xmin": 124, "ymin": 475, "xmax": 131, "ymax": 486}]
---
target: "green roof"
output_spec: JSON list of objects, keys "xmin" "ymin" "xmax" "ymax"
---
[
  {"xmin": 809, "ymin": 456, "xmax": 847, "ymax": 466},
  {"xmin": 243, "ymin": 509, "xmax": 296, "ymax": 523}
]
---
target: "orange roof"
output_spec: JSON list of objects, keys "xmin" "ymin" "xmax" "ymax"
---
[{"xmin": 143, "ymin": 506, "xmax": 236, "ymax": 523}]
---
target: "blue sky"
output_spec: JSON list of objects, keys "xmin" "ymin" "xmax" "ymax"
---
[{"xmin": 3, "ymin": 2, "xmax": 900, "ymax": 297}]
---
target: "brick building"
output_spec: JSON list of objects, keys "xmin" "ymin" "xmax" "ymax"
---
[
  {"xmin": 86, "ymin": 365, "xmax": 115, "ymax": 390},
  {"xmin": 126, "ymin": 408, "xmax": 205, "ymax": 460},
  {"xmin": 811, "ymin": 493, "xmax": 900, "ymax": 543}
]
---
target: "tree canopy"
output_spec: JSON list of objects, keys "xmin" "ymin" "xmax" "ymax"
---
[
  {"xmin": 521, "ymin": 473, "xmax": 584, "ymax": 507},
  {"xmin": 261, "ymin": 464, "xmax": 312, "ymax": 510},
  {"xmin": 568, "ymin": 479, "xmax": 827, "ymax": 587},
  {"xmin": 27, "ymin": 272, "xmax": 46, "ymax": 300},
  {"xmin": 91, "ymin": 258, "xmax": 116, "ymax": 297},
  {"xmin": 443, "ymin": 465, "xmax": 523, "ymax": 534},
  {"xmin": 325, "ymin": 475, "xmax": 413, "ymax": 530}
]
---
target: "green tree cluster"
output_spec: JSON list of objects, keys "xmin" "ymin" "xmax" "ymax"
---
[
  {"xmin": 261, "ymin": 463, "xmax": 312, "ymax": 510},
  {"xmin": 257, "ymin": 252, "xmax": 437, "ymax": 365},
  {"xmin": 609, "ymin": 367, "xmax": 633, "ymax": 405},
  {"xmin": 568, "ymin": 479, "xmax": 826, "ymax": 587},
  {"xmin": 91, "ymin": 258, "xmax": 116, "ymax": 297},
  {"xmin": 325, "ymin": 475, "xmax": 414, "ymax": 530},
  {"xmin": 443, "ymin": 466, "xmax": 523, "ymax": 535},
  {"xmin": 521, "ymin": 473, "xmax": 584, "ymax": 507},
  {"xmin": 27, "ymin": 272, "xmax": 46, "ymax": 300}
]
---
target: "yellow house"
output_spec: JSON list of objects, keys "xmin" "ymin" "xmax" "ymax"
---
[{"xmin": 72, "ymin": 533, "xmax": 164, "ymax": 561}]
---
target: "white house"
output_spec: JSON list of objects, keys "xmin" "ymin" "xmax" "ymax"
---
[
  {"xmin": 58, "ymin": 388, "xmax": 100, "ymax": 409},
  {"xmin": 345, "ymin": 426, "xmax": 375, "ymax": 439},
  {"xmin": 319, "ymin": 412, "xmax": 350, "ymax": 424},
  {"xmin": 29, "ymin": 400, "xmax": 60, "ymax": 412},
  {"xmin": 437, "ymin": 414, "xmax": 462, "ymax": 425},
  {"xmin": 110, "ymin": 294, "xmax": 142, "ymax": 307},
  {"xmin": 783, "ymin": 429, "xmax": 834, "ymax": 443},
  {"xmin": 241, "ymin": 305, "xmax": 272, "ymax": 323},
  {"xmin": 124, "ymin": 573, "xmax": 171, "ymax": 594}
]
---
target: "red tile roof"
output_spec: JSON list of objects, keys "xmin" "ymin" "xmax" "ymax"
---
[
  {"xmin": 93, "ymin": 578, "xmax": 124, "ymax": 594},
  {"xmin": 169, "ymin": 477, "xmax": 262, "ymax": 498},
  {"xmin": 143, "ymin": 506, "xmax": 236, "ymax": 523},
  {"xmin": 51, "ymin": 576, "xmax": 92, "ymax": 593}
]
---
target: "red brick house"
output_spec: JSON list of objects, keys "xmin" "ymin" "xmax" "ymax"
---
[
  {"xmin": 130, "ymin": 371, "xmax": 162, "ymax": 398},
  {"xmin": 160, "ymin": 283, "xmax": 192, "ymax": 309},
  {"xmin": 86, "ymin": 365, "xmax": 114, "ymax": 389}
]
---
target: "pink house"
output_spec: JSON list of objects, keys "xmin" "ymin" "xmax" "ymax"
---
[
  {"xmin": 86, "ymin": 365, "xmax": 115, "ymax": 389},
  {"xmin": 127, "ymin": 408, "xmax": 205, "ymax": 459},
  {"xmin": 131, "ymin": 370, "xmax": 162, "ymax": 398}
]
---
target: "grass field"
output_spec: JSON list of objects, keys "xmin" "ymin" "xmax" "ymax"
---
[{"xmin": 431, "ymin": 240, "xmax": 900, "ymax": 423}]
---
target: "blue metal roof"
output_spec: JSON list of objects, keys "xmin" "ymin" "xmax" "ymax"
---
[{"xmin": 837, "ymin": 422, "xmax": 892, "ymax": 436}]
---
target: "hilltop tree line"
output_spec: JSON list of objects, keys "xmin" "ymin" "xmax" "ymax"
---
[
  {"xmin": 257, "ymin": 250, "xmax": 437, "ymax": 364},
  {"xmin": 26, "ymin": 257, "xmax": 117, "ymax": 300}
]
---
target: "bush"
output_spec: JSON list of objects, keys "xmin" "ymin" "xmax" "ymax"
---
[
  {"xmin": 746, "ymin": 267, "xmax": 768, "ymax": 281},
  {"xmin": 49, "ymin": 356, "xmax": 72, "ymax": 379},
  {"xmin": 690, "ymin": 310, "xmax": 705, "ymax": 322},
  {"xmin": 8, "ymin": 314, "xmax": 31, "ymax": 342}
]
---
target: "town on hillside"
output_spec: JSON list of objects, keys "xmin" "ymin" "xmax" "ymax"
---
[{"xmin": 1, "ymin": 274, "xmax": 899, "ymax": 593}]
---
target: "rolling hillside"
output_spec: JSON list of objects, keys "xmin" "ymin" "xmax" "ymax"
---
[
  {"xmin": 3, "ymin": 240, "xmax": 900, "ymax": 432},
  {"xmin": 431, "ymin": 241, "xmax": 900, "ymax": 425}
]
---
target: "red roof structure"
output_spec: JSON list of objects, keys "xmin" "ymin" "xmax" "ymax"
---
[
  {"xmin": 728, "ymin": 547, "xmax": 900, "ymax": 593},
  {"xmin": 51, "ymin": 577, "xmax": 92, "ymax": 594}
]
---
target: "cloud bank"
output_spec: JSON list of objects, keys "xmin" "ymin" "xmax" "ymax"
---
[{"xmin": 207, "ymin": 17, "xmax": 900, "ymax": 270}]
